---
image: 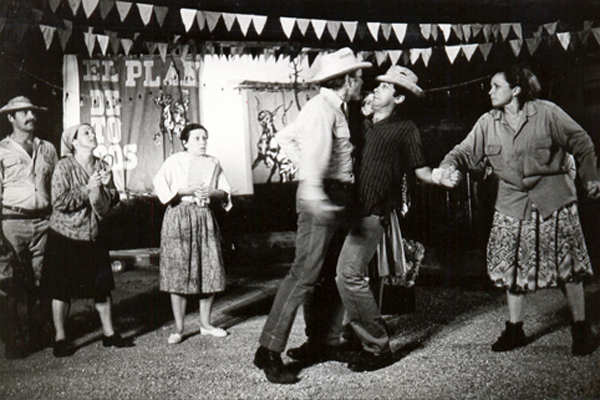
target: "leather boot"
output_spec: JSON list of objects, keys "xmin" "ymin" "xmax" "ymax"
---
[
  {"xmin": 572, "ymin": 320, "xmax": 595, "ymax": 356},
  {"xmin": 492, "ymin": 321, "xmax": 528, "ymax": 352},
  {"xmin": 253, "ymin": 346, "xmax": 298, "ymax": 384}
]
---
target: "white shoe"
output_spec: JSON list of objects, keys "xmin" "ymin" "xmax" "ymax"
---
[
  {"xmin": 168, "ymin": 333, "xmax": 182, "ymax": 344},
  {"xmin": 200, "ymin": 327, "xmax": 228, "ymax": 337}
]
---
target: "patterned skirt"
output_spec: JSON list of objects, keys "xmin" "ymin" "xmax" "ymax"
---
[
  {"xmin": 486, "ymin": 203, "xmax": 593, "ymax": 293},
  {"xmin": 159, "ymin": 202, "xmax": 226, "ymax": 295}
]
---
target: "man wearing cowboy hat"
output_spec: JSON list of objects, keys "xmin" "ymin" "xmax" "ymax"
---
[
  {"xmin": 0, "ymin": 96, "xmax": 58, "ymax": 358},
  {"xmin": 334, "ymin": 66, "xmax": 458, "ymax": 372},
  {"xmin": 254, "ymin": 48, "xmax": 371, "ymax": 384}
]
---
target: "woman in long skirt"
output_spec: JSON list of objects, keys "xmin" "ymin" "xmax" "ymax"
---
[{"xmin": 154, "ymin": 123, "xmax": 232, "ymax": 344}]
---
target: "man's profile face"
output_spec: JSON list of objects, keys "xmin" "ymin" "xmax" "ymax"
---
[
  {"xmin": 348, "ymin": 70, "xmax": 364, "ymax": 101},
  {"xmin": 9, "ymin": 109, "xmax": 36, "ymax": 134}
]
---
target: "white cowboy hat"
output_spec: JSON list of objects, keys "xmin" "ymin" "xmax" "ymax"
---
[
  {"xmin": 0, "ymin": 96, "xmax": 47, "ymax": 114},
  {"xmin": 310, "ymin": 47, "xmax": 372, "ymax": 83},
  {"xmin": 376, "ymin": 66, "xmax": 424, "ymax": 98}
]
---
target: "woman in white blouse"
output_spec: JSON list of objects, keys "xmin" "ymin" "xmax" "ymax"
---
[{"xmin": 153, "ymin": 123, "xmax": 232, "ymax": 344}]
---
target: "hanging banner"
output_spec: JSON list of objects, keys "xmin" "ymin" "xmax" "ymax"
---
[
  {"xmin": 64, "ymin": 54, "xmax": 202, "ymax": 192},
  {"xmin": 244, "ymin": 87, "xmax": 316, "ymax": 184}
]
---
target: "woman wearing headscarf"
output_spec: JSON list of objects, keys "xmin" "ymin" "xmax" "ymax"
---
[
  {"xmin": 438, "ymin": 65, "xmax": 600, "ymax": 356},
  {"xmin": 40, "ymin": 123, "xmax": 132, "ymax": 357},
  {"xmin": 153, "ymin": 123, "xmax": 232, "ymax": 345}
]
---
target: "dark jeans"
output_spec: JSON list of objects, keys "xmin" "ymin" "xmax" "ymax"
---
[
  {"xmin": 259, "ymin": 197, "xmax": 347, "ymax": 353},
  {"xmin": 336, "ymin": 215, "xmax": 389, "ymax": 354}
]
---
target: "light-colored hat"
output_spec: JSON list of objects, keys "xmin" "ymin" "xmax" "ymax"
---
[
  {"xmin": 376, "ymin": 66, "xmax": 424, "ymax": 98},
  {"xmin": 0, "ymin": 96, "xmax": 47, "ymax": 114},
  {"xmin": 310, "ymin": 48, "xmax": 372, "ymax": 83},
  {"xmin": 61, "ymin": 123, "xmax": 85, "ymax": 157}
]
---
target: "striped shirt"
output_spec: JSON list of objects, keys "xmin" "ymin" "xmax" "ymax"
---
[{"xmin": 359, "ymin": 114, "xmax": 426, "ymax": 217}]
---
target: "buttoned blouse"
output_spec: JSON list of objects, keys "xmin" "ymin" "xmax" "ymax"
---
[
  {"xmin": 440, "ymin": 99, "xmax": 599, "ymax": 219},
  {"xmin": 49, "ymin": 156, "xmax": 119, "ymax": 241}
]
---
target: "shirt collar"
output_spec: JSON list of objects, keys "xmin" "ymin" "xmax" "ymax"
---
[
  {"xmin": 320, "ymin": 87, "xmax": 345, "ymax": 109},
  {"xmin": 490, "ymin": 99, "xmax": 539, "ymax": 120}
]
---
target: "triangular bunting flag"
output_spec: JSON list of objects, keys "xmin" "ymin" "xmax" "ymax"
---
[
  {"xmin": 410, "ymin": 49, "xmax": 421, "ymax": 65},
  {"xmin": 145, "ymin": 41, "xmax": 158, "ymax": 54},
  {"xmin": 431, "ymin": 24, "xmax": 439, "ymax": 41},
  {"xmin": 107, "ymin": 30, "xmax": 119, "ymax": 53},
  {"xmin": 367, "ymin": 22, "xmax": 380, "ymax": 41},
  {"xmin": 57, "ymin": 28, "xmax": 71, "ymax": 50},
  {"xmin": 461, "ymin": 44, "xmax": 478, "ymax": 61},
  {"xmin": 402, "ymin": 51, "xmax": 410, "ymax": 65},
  {"xmin": 445, "ymin": 45, "xmax": 461, "ymax": 64},
  {"xmin": 63, "ymin": 19, "xmax": 73, "ymax": 31},
  {"xmin": 479, "ymin": 42, "xmax": 493, "ymax": 61},
  {"xmin": 375, "ymin": 51, "xmax": 388, "ymax": 66},
  {"xmin": 578, "ymin": 29, "xmax": 590, "ymax": 45},
  {"xmin": 154, "ymin": 6, "xmax": 168, "ymax": 28},
  {"xmin": 157, "ymin": 43, "xmax": 168, "ymax": 62},
  {"xmin": 204, "ymin": 11, "xmax": 221, "ymax": 32},
  {"xmin": 196, "ymin": 11, "xmax": 206, "ymax": 30},
  {"xmin": 508, "ymin": 39, "xmax": 523, "ymax": 57},
  {"xmin": 0, "ymin": 18, "xmax": 5, "ymax": 34},
  {"xmin": 471, "ymin": 23, "xmax": 483, "ymax": 38},
  {"xmin": 222, "ymin": 12, "xmax": 236, "ymax": 32},
  {"xmin": 99, "ymin": 0, "xmax": 115, "ymax": 19},
  {"xmin": 452, "ymin": 24, "xmax": 463, "ymax": 41},
  {"xmin": 392, "ymin": 23, "xmax": 407, "ymax": 43},
  {"xmin": 31, "ymin": 8, "xmax": 44, "ymax": 23},
  {"xmin": 311, "ymin": 19, "xmax": 327, "ymax": 40},
  {"xmin": 491, "ymin": 24, "xmax": 501, "ymax": 40},
  {"xmin": 500, "ymin": 23, "xmax": 512, "ymax": 40},
  {"xmin": 280, "ymin": 17, "xmax": 295, "ymax": 38},
  {"xmin": 82, "ymin": 0, "xmax": 99, "ymax": 18},
  {"xmin": 342, "ymin": 21, "xmax": 358, "ymax": 42},
  {"xmin": 327, "ymin": 21, "xmax": 341, "ymax": 40},
  {"xmin": 439, "ymin": 24, "xmax": 452, "ymax": 42},
  {"xmin": 421, "ymin": 48, "xmax": 432, "ymax": 67},
  {"xmin": 67, "ymin": 0, "xmax": 81, "ymax": 15},
  {"xmin": 237, "ymin": 14, "xmax": 252, "ymax": 36},
  {"xmin": 180, "ymin": 9, "xmax": 196, "ymax": 32},
  {"xmin": 121, "ymin": 38, "xmax": 133, "ymax": 56},
  {"xmin": 115, "ymin": 1, "xmax": 132, "ymax": 22},
  {"xmin": 49, "ymin": 0, "xmax": 61, "ymax": 13},
  {"xmin": 533, "ymin": 25, "xmax": 544, "ymax": 38},
  {"xmin": 557, "ymin": 32, "xmax": 571, "ymax": 50},
  {"xmin": 592, "ymin": 27, "xmax": 600, "ymax": 46},
  {"xmin": 544, "ymin": 21, "xmax": 558, "ymax": 35},
  {"xmin": 525, "ymin": 37, "xmax": 542, "ymax": 55},
  {"xmin": 296, "ymin": 18, "xmax": 310, "ymax": 36},
  {"xmin": 133, "ymin": 32, "xmax": 140, "ymax": 41},
  {"xmin": 137, "ymin": 3, "xmax": 153, "ymax": 26},
  {"xmin": 388, "ymin": 50, "xmax": 402, "ymax": 65},
  {"xmin": 97, "ymin": 33, "xmax": 109, "ymax": 55},
  {"xmin": 14, "ymin": 24, "xmax": 28, "ymax": 44},
  {"xmin": 512, "ymin": 23, "xmax": 522, "ymax": 39},
  {"xmin": 483, "ymin": 24, "xmax": 492, "ymax": 41},
  {"xmin": 252, "ymin": 15, "xmax": 267, "ymax": 35},
  {"xmin": 583, "ymin": 20, "xmax": 593, "ymax": 31},
  {"xmin": 39, "ymin": 25, "xmax": 56, "ymax": 50},
  {"xmin": 462, "ymin": 24, "xmax": 472, "ymax": 42},
  {"xmin": 420, "ymin": 24, "xmax": 432, "ymax": 40},
  {"xmin": 84, "ymin": 31, "xmax": 97, "ymax": 57},
  {"xmin": 381, "ymin": 23, "xmax": 392, "ymax": 41}
]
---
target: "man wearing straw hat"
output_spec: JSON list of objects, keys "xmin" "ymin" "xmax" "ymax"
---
[
  {"xmin": 254, "ymin": 48, "xmax": 371, "ymax": 384},
  {"xmin": 334, "ymin": 66, "xmax": 458, "ymax": 372},
  {"xmin": 0, "ymin": 96, "xmax": 58, "ymax": 358}
]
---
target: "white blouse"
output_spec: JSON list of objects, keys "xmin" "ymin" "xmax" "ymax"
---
[{"xmin": 153, "ymin": 151, "xmax": 232, "ymax": 211}]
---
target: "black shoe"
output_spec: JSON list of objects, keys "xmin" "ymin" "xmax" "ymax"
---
[
  {"xmin": 287, "ymin": 342, "xmax": 356, "ymax": 364},
  {"xmin": 52, "ymin": 339, "xmax": 75, "ymax": 358},
  {"xmin": 348, "ymin": 349, "xmax": 395, "ymax": 372},
  {"xmin": 491, "ymin": 321, "xmax": 529, "ymax": 352},
  {"xmin": 253, "ymin": 346, "xmax": 298, "ymax": 384},
  {"xmin": 102, "ymin": 333, "xmax": 135, "ymax": 348},
  {"xmin": 572, "ymin": 320, "xmax": 596, "ymax": 356}
]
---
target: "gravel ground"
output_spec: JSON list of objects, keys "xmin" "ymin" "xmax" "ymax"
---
[{"xmin": 1, "ymin": 265, "xmax": 599, "ymax": 400}]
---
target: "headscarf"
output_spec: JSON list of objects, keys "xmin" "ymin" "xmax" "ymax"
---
[{"xmin": 61, "ymin": 123, "xmax": 85, "ymax": 157}]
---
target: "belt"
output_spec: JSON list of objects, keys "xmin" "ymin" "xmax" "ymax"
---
[
  {"xmin": 323, "ymin": 179, "xmax": 353, "ymax": 192},
  {"xmin": 2, "ymin": 205, "xmax": 51, "ymax": 219}
]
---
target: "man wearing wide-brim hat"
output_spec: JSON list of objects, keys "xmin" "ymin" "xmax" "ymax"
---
[
  {"xmin": 254, "ymin": 48, "xmax": 371, "ymax": 384},
  {"xmin": 0, "ymin": 96, "xmax": 58, "ymax": 359},
  {"xmin": 334, "ymin": 65, "xmax": 459, "ymax": 372}
]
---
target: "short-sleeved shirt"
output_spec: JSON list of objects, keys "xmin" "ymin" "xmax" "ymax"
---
[{"xmin": 359, "ymin": 114, "xmax": 426, "ymax": 217}]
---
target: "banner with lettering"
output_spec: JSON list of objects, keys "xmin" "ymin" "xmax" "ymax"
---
[{"xmin": 67, "ymin": 55, "xmax": 202, "ymax": 192}]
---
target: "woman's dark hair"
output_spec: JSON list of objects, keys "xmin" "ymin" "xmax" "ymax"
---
[
  {"xmin": 498, "ymin": 65, "xmax": 541, "ymax": 107},
  {"xmin": 180, "ymin": 123, "xmax": 207, "ymax": 144}
]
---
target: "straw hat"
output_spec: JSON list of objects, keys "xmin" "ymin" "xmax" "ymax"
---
[
  {"xmin": 376, "ymin": 66, "xmax": 424, "ymax": 98},
  {"xmin": 310, "ymin": 48, "xmax": 372, "ymax": 83},
  {"xmin": 0, "ymin": 96, "xmax": 47, "ymax": 114}
]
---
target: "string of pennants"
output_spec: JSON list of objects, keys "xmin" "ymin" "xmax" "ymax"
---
[{"xmin": 1, "ymin": 0, "xmax": 600, "ymax": 67}]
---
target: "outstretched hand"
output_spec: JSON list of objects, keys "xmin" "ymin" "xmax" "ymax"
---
[{"xmin": 433, "ymin": 167, "xmax": 462, "ymax": 188}]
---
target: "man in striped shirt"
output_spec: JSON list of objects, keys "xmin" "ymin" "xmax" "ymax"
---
[{"xmin": 335, "ymin": 66, "xmax": 457, "ymax": 372}]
